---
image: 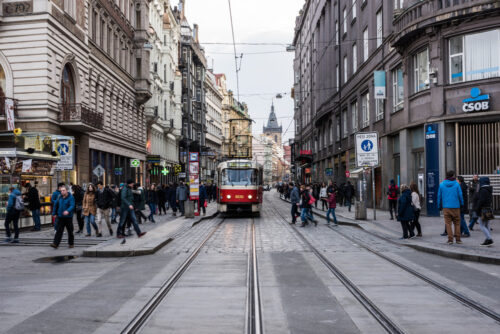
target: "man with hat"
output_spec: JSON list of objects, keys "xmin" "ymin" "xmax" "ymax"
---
[{"xmin": 117, "ymin": 179, "xmax": 146, "ymax": 238}]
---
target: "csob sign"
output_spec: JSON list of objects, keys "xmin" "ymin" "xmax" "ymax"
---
[{"xmin": 462, "ymin": 88, "xmax": 490, "ymax": 113}]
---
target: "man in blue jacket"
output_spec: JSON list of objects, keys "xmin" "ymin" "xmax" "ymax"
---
[
  {"xmin": 437, "ymin": 170, "xmax": 464, "ymax": 245},
  {"xmin": 289, "ymin": 182, "xmax": 300, "ymax": 225},
  {"xmin": 4, "ymin": 187, "xmax": 22, "ymax": 243},
  {"xmin": 50, "ymin": 185, "xmax": 75, "ymax": 249}
]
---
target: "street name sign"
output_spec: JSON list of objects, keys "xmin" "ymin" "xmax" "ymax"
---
[{"xmin": 355, "ymin": 132, "xmax": 379, "ymax": 167}]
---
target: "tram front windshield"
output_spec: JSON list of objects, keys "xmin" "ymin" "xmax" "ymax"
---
[{"xmin": 222, "ymin": 169, "xmax": 257, "ymax": 186}]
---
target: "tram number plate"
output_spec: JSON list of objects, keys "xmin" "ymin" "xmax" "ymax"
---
[{"xmin": 235, "ymin": 195, "xmax": 244, "ymax": 199}]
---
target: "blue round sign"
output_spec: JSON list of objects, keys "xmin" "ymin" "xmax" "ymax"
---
[
  {"xmin": 361, "ymin": 140, "xmax": 374, "ymax": 152},
  {"xmin": 57, "ymin": 143, "xmax": 69, "ymax": 156}
]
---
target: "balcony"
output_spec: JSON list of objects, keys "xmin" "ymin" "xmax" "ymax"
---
[
  {"xmin": 0, "ymin": 97, "xmax": 18, "ymax": 118},
  {"xmin": 392, "ymin": 0, "xmax": 500, "ymax": 48},
  {"xmin": 58, "ymin": 104, "xmax": 103, "ymax": 132}
]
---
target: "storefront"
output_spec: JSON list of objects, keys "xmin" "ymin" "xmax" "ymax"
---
[{"xmin": 89, "ymin": 148, "xmax": 144, "ymax": 186}]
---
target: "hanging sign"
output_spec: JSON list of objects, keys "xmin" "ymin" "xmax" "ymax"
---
[
  {"xmin": 5, "ymin": 98, "xmax": 15, "ymax": 131},
  {"xmin": 130, "ymin": 159, "xmax": 140, "ymax": 168},
  {"xmin": 374, "ymin": 71, "xmax": 386, "ymax": 99}
]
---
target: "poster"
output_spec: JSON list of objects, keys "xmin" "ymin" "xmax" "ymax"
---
[
  {"xmin": 5, "ymin": 98, "xmax": 15, "ymax": 131},
  {"xmin": 22, "ymin": 159, "xmax": 32, "ymax": 173},
  {"xmin": 189, "ymin": 162, "xmax": 199, "ymax": 174}
]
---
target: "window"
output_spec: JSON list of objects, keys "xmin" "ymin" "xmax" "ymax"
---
[
  {"xmin": 64, "ymin": 0, "xmax": 76, "ymax": 18},
  {"xmin": 92, "ymin": 11, "xmax": 98, "ymax": 41},
  {"xmin": 376, "ymin": 9, "xmax": 383, "ymax": 48},
  {"xmin": 352, "ymin": 44, "xmax": 357, "ymax": 73},
  {"xmin": 414, "ymin": 48, "xmax": 429, "ymax": 92},
  {"xmin": 363, "ymin": 28, "xmax": 369, "ymax": 62},
  {"xmin": 342, "ymin": 109, "xmax": 348, "ymax": 138},
  {"xmin": 351, "ymin": 101, "xmax": 358, "ymax": 133},
  {"xmin": 375, "ymin": 98, "xmax": 384, "ymax": 121},
  {"xmin": 336, "ymin": 65, "xmax": 339, "ymax": 89},
  {"xmin": 361, "ymin": 92, "xmax": 369, "ymax": 128},
  {"xmin": 449, "ymin": 29, "xmax": 500, "ymax": 83},
  {"xmin": 100, "ymin": 20, "xmax": 105, "ymax": 47},
  {"xmin": 335, "ymin": 21, "xmax": 339, "ymax": 45},
  {"xmin": 336, "ymin": 116, "xmax": 341, "ymax": 141},
  {"xmin": 394, "ymin": 0, "xmax": 404, "ymax": 9},
  {"xmin": 329, "ymin": 120, "xmax": 333, "ymax": 143},
  {"xmin": 352, "ymin": 0, "xmax": 357, "ymax": 20},
  {"xmin": 343, "ymin": 8, "xmax": 347, "ymax": 35},
  {"xmin": 392, "ymin": 66, "xmax": 404, "ymax": 111},
  {"xmin": 343, "ymin": 56, "xmax": 347, "ymax": 83},
  {"xmin": 60, "ymin": 64, "xmax": 75, "ymax": 105}
]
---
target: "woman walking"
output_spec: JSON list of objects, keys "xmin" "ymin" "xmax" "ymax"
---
[
  {"xmin": 319, "ymin": 182, "xmax": 328, "ymax": 211},
  {"xmin": 300, "ymin": 185, "xmax": 317, "ymax": 227},
  {"xmin": 146, "ymin": 184, "xmax": 158, "ymax": 223},
  {"xmin": 82, "ymin": 184, "xmax": 99, "ymax": 237},
  {"xmin": 326, "ymin": 189, "xmax": 338, "ymax": 226},
  {"xmin": 410, "ymin": 182, "xmax": 422, "ymax": 237},
  {"xmin": 473, "ymin": 177, "xmax": 494, "ymax": 246},
  {"xmin": 397, "ymin": 184, "xmax": 415, "ymax": 239}
]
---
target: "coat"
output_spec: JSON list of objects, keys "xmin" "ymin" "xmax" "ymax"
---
[
  {"xmin": 26, "ymin": 187, "xmax": 41, "ymax": 210},
  {"xmin": 397, "ymin": 189, "xmax": 415, "ymax": 221},
  {"xmin": 459, "ymin": 182, "xmax": 469, "ymax": 214},
  {"xmin": 327, "ymin": 192, "xmax": 337, "ymax": 209},
  {"xmin": 473, "ymin": 177, "xmax": 493, "ymax": 216},
  {"xmin": 52, "ymin": 193, "xmax": 75, "ymax": 218},
  {"xmin": 437, "ymin": 179, "xmax": 464, "ymax": 209},
  {"xmin": 7, "ymin": 189, "xmax": 21, "ymax": 210},
  {"xmin": 199, "ymin": 185, "xmax": 207, "ymax": 203},
  {"xmin": 121, "ymin": 186, "xmax": 134, "ymax": 208},
  {"xmin": 146, "ymin": 189, "xmax": 158, "ymax": 204},
  {"xmin": 290, "ymin": 187, "xmax": 300, "ymax": 204},
  {"xmin": 96, "ymin": 187, "xmax": 114, "ymax": 209},
  {"xmin": 300, "ymin": 190, "xmax": 312, "ymax": 209},
  {"xmin": 176, "ymin": 185, "xmax": 188, "ymax": 201},
  {"xmin": 82, "ymin": 192, "xmax": 97, "ymax": 216}
]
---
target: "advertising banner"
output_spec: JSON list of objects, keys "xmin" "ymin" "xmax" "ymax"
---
[
  {"xmin": 374, "ymin": 71, "xmax": 386, "ymax": 99},
  {"xmin": 425, "ymin": 124, "xmax": 440, "ymax": 216}
]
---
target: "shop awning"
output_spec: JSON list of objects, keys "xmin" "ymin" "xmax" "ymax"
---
[{"xmin": 348, "ymin": 167, "xmax": 365, "ymax": 178}]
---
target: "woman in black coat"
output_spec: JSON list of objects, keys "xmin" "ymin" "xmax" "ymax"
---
[
  {"xmin": 397, "ymin": 185, "xmax": 415, "ymax": 239},
  {"xmin": 473, "ymin": 177, "xmax": 494, "ymax": 246}
]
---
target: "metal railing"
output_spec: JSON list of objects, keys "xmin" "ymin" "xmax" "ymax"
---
[{"xmin": 58, "ymin": 103, "xmax": 103, "ymax": 130}]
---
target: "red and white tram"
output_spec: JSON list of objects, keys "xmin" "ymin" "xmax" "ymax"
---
[{"xmin": 216, "ymin": 160, "xmax": 263, "ymax": 214}]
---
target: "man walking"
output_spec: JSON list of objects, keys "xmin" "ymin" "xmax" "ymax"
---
[
  {"xmin": 51, "ymin": 182, "xmax": 65, "ymax": 231},
  {"xmin": 176, "ymin": 181, "xmax": 188, "ymax": 216},
  {"xmin": 438, "ymin": 171, "xmax": 464, "ymax": 245},
  {"xmin": 4, "ymin": 187, "xmax": 23, "ymax": 243},
  {"xmin": 96, "ymin": 181, "xmax": 114, "ymax": 236},
  {"xmin": 50, "ymin": 185, "xmax": 75, "ymax": 249},
  {"xmin": 117, "ymin": 179, "xmax": 146, "ymax": 239},
  {"xmin": 387, "ymin": 180, "xmax": 399, "ymax": 220},
  {"xmin": 289, "ymin": 182, "xmax": 300, "ymax": 225},
  {"xmin": 344, "ymin": 181, "xmax": 355, "ymax": 212},
  {"xmin": 25, "ymin": 182, "xmax": 41, "ymax": 231}
]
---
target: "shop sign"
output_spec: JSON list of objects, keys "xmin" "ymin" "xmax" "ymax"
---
[
  {"xmin": 304, "ymin": 168, "xmax": 311, "ymax": 174},
  {"xmin": 174, "ymin": 164, "xmax": 182, "ymax": 175},
  {"xmin": 462, "ymin": 88, "xmax": 490, "ymax": 113},
  {"xmin": 55, "ymin": 140, "xmax": 74, "ymax": 171},
  {"xmin": 189, "ymin": 152, "xmax": 199, "ymax": 162},
  {"xmin": 325, "ymin": 168, "xmax": 333, "ymax": 176},
  {"xmin": 114, "ymin": 168, "xmax": 123, "ymax": 175},
  {"xmin": 130, "ymin": 159, "xmax": 140, "ymax": 168},
  {"xmin": 147, "ymin": 155, "xmax": 161, "ymax": 164},
  {"xmin": 355, "ymin": 132, "xmax": 379, "ymax": 167},
  {"xmin": 178, "ymin": 172, "xmax": 186, "ymax": 178},
  {"xmin": 425, "ymin": 124, "xmax": 440, "ymax": 217},
  {"xmin": 346, "ymin": 171, "xmax": 350, "ymax": 178},
  {"xmin": 300, "ymin": 150, "xmax": 312, "ymax": 155},
  {"xmin": 374, "ymin": 71, "xmax": 386, "ymax": 99}
]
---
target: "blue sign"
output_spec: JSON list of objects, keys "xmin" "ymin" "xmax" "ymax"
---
[
  {"xmin": 462, "ymin": 88, "xmax": 490, "ymax": 113},
  {"xmin": 361, "ymin": 140, "xmax": 374, "ymax": 152},
  {"xmin": 374, "ymin": 71, "xmax": 386, "ymax": 99},
  {"xmin": 57, "ymin": 143, "xmax": 69, "ymax": 156},
  {"xmin": 425, "ymin": 124, "xmax": 440, "ymax": 216}
]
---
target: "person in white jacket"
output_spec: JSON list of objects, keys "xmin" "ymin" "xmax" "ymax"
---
[
  {"xmin": 410, "ymin": 182, "xmax": 422, "ymax": 237},
  {"xmin": 319, "ymin": 183, "xmax": 328, "ymax": 211}
]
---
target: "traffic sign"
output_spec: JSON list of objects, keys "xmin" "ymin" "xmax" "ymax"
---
[
  {"xmin": 130, "ymin": 159, "xmax": 140, "ymax": 168},
  {"xmin": 93, "ymin": 164, "xmax": 105, "ymax": 178},
  {"xmin": 355, "ymin": 132, "xmax": 379, "ymax": 167}
]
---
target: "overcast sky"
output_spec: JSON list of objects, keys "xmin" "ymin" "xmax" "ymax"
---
[{"xmin": 184, "ymin": 0, "xmax": 304, "ymax": 143}]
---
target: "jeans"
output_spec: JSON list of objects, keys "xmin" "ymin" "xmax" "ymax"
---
[
  {"xmin": 118, "ymin": 207, "xmax": 142, "ymax": 237},
  {"xmin": 291, "ymin": 203, "xmax": 299, "ymax": 223},
  {"xmin": 148, "ymin": 203, "xmax": 157, "ymax": 220},
  {"xmin": 479, "ymin": 218, "xmax": 492, "ymax": 240},
  {"xmin": 178, "ymin": 201, "xmax": 185, "ymax": 215},
  {"xmin": 468, "ymin": 211, "xmax": 478, "ymax": 229},
  {"xmin": 111, "ymin": 207, "xmax": 117, "ymax": 221},
  {"xmin": 460, "ymin": 212, "xmax": 470, "ymax": 236},
  {"xmin": 300, "ymin": 208, "xmax": 314, "ymax": 223},
  {"xmin": 5, "ymin": 209, "xmax": 20, "ymax": 239},
  {"xmin": 85, "ymin": 214, "xmax": 98, "ymax": 235},
  {"xmin": 326, "ymin": 208, "xmax": 338, "ymax": 224},
  {"xmin": 346, "ymin": 199, "xmax": 352, "ymax": 212},
  {"xmin": 31, "ymin": 209, "xmax": 41, "ymax": 230},
  {"xmin": 53, "ymin": 216, "xmax": 74, "ymax": 246},
  {"xmin": 389, "ymin": 199, "xmax": 398, "ymax": 219}
]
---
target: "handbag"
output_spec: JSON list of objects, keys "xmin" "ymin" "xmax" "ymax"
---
[
  {"xmin": 481, "ymin": 207, "xmax": 494, "ymax": 221},
  {"xmin": 204, "ymin": 200, "xmax": 207, "ymax": 208},
  {"xmin": 308, "ymin": 195, "xmax": 316, "ymax": 205}
]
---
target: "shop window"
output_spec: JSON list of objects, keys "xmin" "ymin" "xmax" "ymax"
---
[
  {"xmin": 392, "ymin": 66, "xmax": 404, "ymax": 112},
  {"xmin": 414, "ymin": 48, "xmax": 429, "ymax": 93},
  {"xmin": 60, "ymin": 64, "xmax": 75, "ymax": 106},
  {"xmin": 449, "ymin": 29, "xmax": 500, "ymax": 83}
]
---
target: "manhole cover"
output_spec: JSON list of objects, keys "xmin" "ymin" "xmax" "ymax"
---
[{"xmin": 33, "ymin": 255, "xmax": 78, "ymax": 264}]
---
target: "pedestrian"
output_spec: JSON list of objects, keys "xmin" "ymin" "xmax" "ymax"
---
[
  {"xmin": 158, "ymin": 184, "xmax": 167, "ymax": 215},
  {"xmin": 96, "ymin": 181, "xmax": 114, "ymax": 236},
  {"xmin": 50, "ymin": 185, "xmax": 75, "ymax": 249},
  {"xmin": 169, "ymin": 183, "xmax": 178, "ymax": 216},
  {"xmin": 473, "ymin": 177, "xmax": 494, "ymax": 246},
  {"xmin": 72, "ymin": 184, "xmax": 85, "ymax": 234},
  {"xmin": 176, "ymin": 181, "xmax": 188, "ymax": 216},
  {"xmin": 337, "ymin": 183, "xmax": 345, "ymax": 207},
  {"xmin": 299, "ymin": 184, "xmax": 317, "ymax": 227},
  {"xmin": 146, "ymin": 184, "xmax": 158, "ymax": 223},
  {"xmin": 344, "ymin": 181, "xmax": 355, "ymax": 212},
  {"xmin": 82, "ymin": 183, "xmax": 99, "ymax": 237},
  {"xmin": 409, "ymin": 182, "xmax": 422, "ymax": 237},
  {"xmin": 133, "ymin": 183, "xmax": 147, "ymax": 224},
  {"xmin": 51, "ymin": 182, "xmax": 64, "ymax": 231},
  {"xmin": 387, "ymin": 179, "xmax": 399, "ymax": 220},
  {"xmin": 199, "ymin": 182, "xmax": 207, "ymax": 216},
  {"xmin": 110, "ymin": 185, "xmax": 121, "ymax": 224},
  {"xmin": 457, "ymin": 176, "xmax": 470, "ymax": 238},
  {"xmin": 327, "ymin": 180, "xmax": 335, "ymax": 195},
  {"xmin": 437, "ymin": 170, "xmax": 464, "ymax": 245},
  {"xmin": 326, "ymin": 188, "xmax": 338, "ymax": 226},
  {"xmin": 117, "ymin": 179, "xmax": 146, "ymax": 239},
  {"xmin": 3, "ymin": 187, "xmax": 23, "ymax": 243},
  {"xmin": 289, "ymin": 182, "xmax": 300, "ymax": 225},
  {"xmin": 25, "ymin": 182, "xmax": 41, "ymax": 231},
  {"xmin": 312, "ymin": 183, "xmax": 320, "ymax": 209},
  {"xmin": 468, "ymin": 174, "xmax": 480, "ymax": 231},
  {"xmin": 319, "ymin": 182, "xmax": 328, "ymax": 211},
  {"xmin": 397, "ymin": 184, "xmax": 415, "ymax": 239}
]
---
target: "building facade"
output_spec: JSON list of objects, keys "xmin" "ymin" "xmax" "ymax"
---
[
  {"xmin": 293, "ymin": 0, "xmax": 500, "ymax": 212},
  {"xmin": 204, "ymin": 70, "xmax": 223, "ymax": 181}
]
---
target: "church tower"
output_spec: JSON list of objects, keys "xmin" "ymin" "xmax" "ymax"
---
[{"xmin": 263, "ymin": 103, "xmax": 282, "ymax": 147}]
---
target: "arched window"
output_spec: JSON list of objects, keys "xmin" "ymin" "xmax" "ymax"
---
[
  {"xmin": 60, "ymin": 64, "xmax": 75, "ymax": 105},
  {"xmin": 0, "ymin": 64, "xmax": 6, "ymax": 97}
]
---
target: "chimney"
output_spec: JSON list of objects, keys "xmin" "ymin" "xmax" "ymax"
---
[
  {"xmin": 193, "ymin": 24, "xmax": 199, "ymax": 43},
  {"xmin": 179, "ymin": 0, "xmax": 185, "ymax": 19}
]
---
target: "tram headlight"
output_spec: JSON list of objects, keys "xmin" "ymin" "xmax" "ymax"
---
[
  {"xmin": 248, "ymin": 195, "xmax": 253, "ymax": 199},
  {"xmin": 226, "ymin": 195, "xmax": 231, "ymax": 199}
]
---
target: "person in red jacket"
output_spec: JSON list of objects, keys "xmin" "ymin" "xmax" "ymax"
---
[
  {"xmin": 387, "ymin": 179, "xmax": 399, "ymax": 220},
  {"xmin": 326, "ymin": 190, "xmax": 338, "ymax": 226}
]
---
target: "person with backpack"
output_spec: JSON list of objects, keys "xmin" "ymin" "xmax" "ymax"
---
[
  {"xmin": 410, "ymin": 182, "xmax": 422, "ymax": 237},
  {"xmin": 289, "ymin": 182, "xmax": 300, "ymax": 225},
  {"xmin": 387, "ymin": 179, "xmax": 399, "ymax": 220},
  {"xmin": 4, "ymin": 187, "xmax": 23, "ymax": 243},
  {"xmin": 397, "ymin": 184, "xmax": 415, "ymax": 239},
  {"xmin": 25, "ymin": 182, "xmax": 41, "ymax": 231},
  {"xmin": 473, "ymin": 177, "xmax": 494, "ymax": 246},
  {"xmin": 326, "ymin": 188, "xmax": 338, "ymax": 226},
  {"xmin": 300, "ymin": 185, "xmax": 317, "ymax": 227},
  {"xmin": 50, "ymin": 185, "xmax": 75, "ymax": 249}
]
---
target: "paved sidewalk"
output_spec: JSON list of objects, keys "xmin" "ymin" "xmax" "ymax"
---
[
  {"xmin": 281, "ymin": 195, "xmax": 500, "ymax": 264},
  {"xmin": 83, "ymin": 202, "xmax": 218, "ymax": 257}
]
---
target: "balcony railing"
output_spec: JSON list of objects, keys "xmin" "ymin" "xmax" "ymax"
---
[
  {"xmin": 58, "ymin": 103, "xmax": 103, "ymax": 131},
  {"xmin": 0, "ymin": 97, "xmax": 18, "ymax": 118}
]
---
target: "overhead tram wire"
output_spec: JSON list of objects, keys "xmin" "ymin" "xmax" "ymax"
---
[{"xmin": 228, "ymin": 0, "xmax": 241, "ymax": 101}]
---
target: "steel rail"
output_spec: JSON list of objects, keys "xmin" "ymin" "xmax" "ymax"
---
[
  {"xmin": 326, "ymin": 224, "xmax": 500, "ymax": 324},
  {"xmin": 121, "ymin": 218, "xmax": 224, "ymax": 334},
  {"xmin": 246, "ymin": 218, "xmax": 263, "ymax": 334},
  {"xmin": 270, "ymin": 206, "xmax": 406, "ymax": 334}
]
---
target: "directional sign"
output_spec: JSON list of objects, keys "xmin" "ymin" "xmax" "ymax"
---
[
  {"xmin": 93, "ymin": 164, "xmax": 105, "ymax": 178},
  {"xmin": 355, "ymin": 132, "xmax": 379, "ymax": 167},
  {"xmin": 130, "ymin": 159, "xmax": 140, "ymax": 168}
]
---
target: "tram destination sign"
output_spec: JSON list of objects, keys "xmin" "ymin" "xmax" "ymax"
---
[{"xmin": 355, "ymin": 132, "xmax": 379, "ymax": 168}]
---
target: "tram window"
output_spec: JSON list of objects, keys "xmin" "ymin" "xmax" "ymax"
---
[{"xmin": 222, "ymin": 169, "xmax": 257, "ymax": 186}]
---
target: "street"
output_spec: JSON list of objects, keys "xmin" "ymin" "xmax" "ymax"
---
[{"xmin": 1, "ymin": 192, "xmax": 500, "ymax": 333}]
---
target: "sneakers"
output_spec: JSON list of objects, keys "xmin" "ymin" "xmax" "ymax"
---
[
  {"xmin": 447, "ymin": 240, "xmax": 453, "ymax": 245},
  {"xmin": 138, "ymin": 232, "xmax": 147, "ymax": 238},
  {"xmin": 480, "ymin": 239, "xmax": 494, "ymax": 246},
  {"xmin": 456, "ymin": 240, "xmax": 463, "ymax": 244},
  {"xmin": 69, "ymin": 245, "xmax": 74, "ymax": 248},
  {"xmin": 4, "ymin": 238, "xmax": 12, "ymax": 243},
  {"xmin": 50, "ymin": 243, "xmax": 58, "ymax": 249},
  {"xmin": 11, "ymin": 239, "xmax": 19, "ymax": 244}
]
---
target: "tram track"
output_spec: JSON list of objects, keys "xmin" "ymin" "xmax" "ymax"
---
[{"xmin": 121, "ymin": 216, "xmax": 263, "ymax": 334}]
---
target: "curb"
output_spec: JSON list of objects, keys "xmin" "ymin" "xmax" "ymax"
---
[
  {"xmin": 278, "ymin": 196, "xmax": 500, "ymax": 264},
  {"xmin": 82, "ymin": 211, "xmax": 219, "ymax": 258}
]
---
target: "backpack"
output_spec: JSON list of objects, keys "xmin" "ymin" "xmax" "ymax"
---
[
  {"xmin": 308, "ymin": 194, "xmax": 316, "ymax": 205},
  {"xmin": 388, "ymin": 185, "xmax": 398, "ymax": 198},
  {"xmin": 15, "ymin": 195, "xmax": 25, "ymax": 211}
]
